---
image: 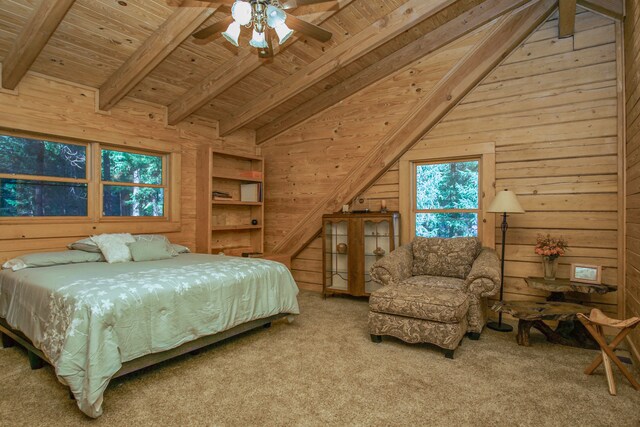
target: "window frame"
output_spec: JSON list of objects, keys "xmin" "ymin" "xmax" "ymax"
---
[
  {"xmin": 0, "ymin": 129, "xmax": 181, "ymax": 236},
  {"xmin": 413, "ymin": 158, "xmax": 482, "ymax": 240},
  {"xmin": 398, "ymin": 142, "xmax": 496, "ymax": 248},
  {"xmin": 0, "ymin": 132, "xmax": 91, "ymax": 221},
  {"xmin": 98, "ymin": 145, "xmax": 169, "ymax": 221}
]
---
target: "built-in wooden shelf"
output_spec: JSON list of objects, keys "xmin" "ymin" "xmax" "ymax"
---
[
  {"xmin": 211, "ymin": 172, "xmax": 262, "ymax": 182},
  {"xmin": 211, "ymin": 224, "xmax": 262, "ymax": 231},
  {"xmin": 210, "ymin": 149, "xmax": 263, "ymax": 161},
  {"xmin": 196, "ymin": 148, "xmax": 264, "ymax": 255},
  {"xmin": 211, "ymin": 245, "xmax": 254, "ymax": 255},
  {"xmin": 212, "ymin": 200, "xmax": 263, "ymax": 206}
]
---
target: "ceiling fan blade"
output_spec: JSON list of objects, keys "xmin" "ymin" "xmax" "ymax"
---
[
  {"xmin": 280, "ymin": 0, "xmax": 338, "ymax": 10},
  {"xmin": 285, "ymin": 15, "xmax": 332, "ymax": 42},
  {"xmin": 167, "ymin": 0, "xmax": 234, "ymax": 7},
  {"xmin": 258, "ymin": 27, "xmax": 275, "ymax": 59},
  {"xmin": 192, "ymin": 16, "xmax": 234, "ymax": 42}
]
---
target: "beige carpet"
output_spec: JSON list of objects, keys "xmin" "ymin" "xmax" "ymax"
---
[{"xmin": 1, "ymin": 291, "xmax": 639, "ymax": 426}]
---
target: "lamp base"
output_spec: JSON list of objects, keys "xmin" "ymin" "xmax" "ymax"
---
[{"xmin": 486, "ymin": 321, "xmax": 513, "ymax": 333}]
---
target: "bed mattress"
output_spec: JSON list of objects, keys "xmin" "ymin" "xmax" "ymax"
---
[{"xmin": 0, "ymin": 254, "xmax": 299, "ymax": 417}]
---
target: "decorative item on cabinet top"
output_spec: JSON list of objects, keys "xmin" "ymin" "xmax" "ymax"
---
[{"xmin": 322, "ymin": 212, "xmax": 400, "ymax": 298}]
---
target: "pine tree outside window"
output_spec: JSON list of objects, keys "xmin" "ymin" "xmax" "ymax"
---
[
  {"xmin": 0, "ymin": 132, "xmax": 173, "ymax": 223},
  {"xmin": 101, "ymin": 149, "xmax": 166, "ymax": 217},
  {"xmin": 0, "ymin": 135, "xmax": 88, "ymax": 217},
  {"xmin": 414, "ymin": 159, "xmax": 480, "ymax": 239}
]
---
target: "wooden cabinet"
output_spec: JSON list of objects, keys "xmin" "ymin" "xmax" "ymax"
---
[
  {"xmin": 196, "ymin": 147, "xmax": 264, "ymax": 255},
  {"xmin": 322, "ymin": 212, "xmax": 400, "ymax": 297}
]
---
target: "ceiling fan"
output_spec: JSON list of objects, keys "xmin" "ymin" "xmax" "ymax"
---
[{"xmin": 167, "ymin": 0, "xmax": 336, "ymax": 58}]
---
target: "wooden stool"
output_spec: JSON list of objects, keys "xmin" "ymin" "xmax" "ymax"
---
[{"xmin": 576, "ymin": 309, "xmax": 640, "ymax": 395}]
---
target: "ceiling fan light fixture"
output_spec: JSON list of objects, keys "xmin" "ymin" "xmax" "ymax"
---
[
  {"xmin": 266, "ymin": 4, "xmax": 286, "ymax": 28},
  {"xmin": 274, "ymin": 22, "xmax": 294, "ymax": 45},
  {"xmin": 222, "ymin": 21, "xmax": 241, "ymax": 47},
  {"xmin": 231, "ymin": 1, "xmax": 252, "ymax": 26},
  {"xmin": 249, "ymin": 28, "xmax": 268, "ymax": 48}
]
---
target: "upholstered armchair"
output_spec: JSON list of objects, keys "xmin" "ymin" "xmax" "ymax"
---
[{"xmin": 368, "ymin": 237, "xmax": 500, "ymax": 357}]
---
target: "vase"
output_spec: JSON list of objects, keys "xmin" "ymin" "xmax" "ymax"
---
[{"xmin": 541, "ymin": 256, "xmax": 559, "ymax": 280}]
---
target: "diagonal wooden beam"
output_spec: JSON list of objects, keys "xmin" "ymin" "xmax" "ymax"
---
[
  {"xmin": 218, "ymin": 0, "xmax": 459, "ymax": 136},
  {"xmin": 256, "ymin": 0, "xmax": 531, "ymax": 145},
  {"xmin": 98, "ymin": 7, "xmax": 218, "ymax": 111},
  {"xmin": 270, "ymin": 0, "xmax": 557, "ymax": 257},
  {"xmin": 167, "ymin": 0, "xmax": 354, "ymax": 126},
  {"xmin": 559, "ymin": 0, "xmax": 577, "ymax": 37},
  {"xmin": 576, "ymin": 0, "xmax": 623, "ymax": 19},
  {"xmin": 1, "ymin": 0, "xmax": 75, "ymax": 90}
]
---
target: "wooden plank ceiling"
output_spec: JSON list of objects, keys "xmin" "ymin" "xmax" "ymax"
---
[{"xmin": 0, "ymin": 0, "xmax": 624, "ymax": 136}]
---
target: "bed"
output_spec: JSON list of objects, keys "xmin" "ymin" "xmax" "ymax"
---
[{"xmin": 0, "ymin": 253, "xmax": 299, "ymax": 418}]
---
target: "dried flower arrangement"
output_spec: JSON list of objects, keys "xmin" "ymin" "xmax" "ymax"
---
[{"xmin": 534, "ymin": 234, "xmax": 568, "ymax": 260}]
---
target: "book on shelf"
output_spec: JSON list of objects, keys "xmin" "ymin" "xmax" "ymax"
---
[
  {"xmin": 240, "ymin": 183, "xmax": 261, "ymax": 202},
  {"xmin": 212, "ymin": 191, "xmax": 232, "ymax": 199},
  {"xmin": 213, "ymin": 196, "xmax": 234, "ymax": 201},
  {"xmin": 241, "ymin": 252, "xmax": 263, "ymax": 258}
]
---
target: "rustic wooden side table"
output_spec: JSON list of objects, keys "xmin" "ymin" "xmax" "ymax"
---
[
  {"xmin": 492, "ymin": 277, "xmax": 616, "ymax": 348},
  {"xmin": 492, "ymin": 301, "xmax": 592, "ymax": 347},
  {"xmin": 524, "ymin": 277, "xmax": 615, "ymax": 302}
]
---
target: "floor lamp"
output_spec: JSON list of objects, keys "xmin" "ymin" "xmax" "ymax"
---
[{"xmin": 486, "ymin": 189, "xmax": 525, "ymax": 332}]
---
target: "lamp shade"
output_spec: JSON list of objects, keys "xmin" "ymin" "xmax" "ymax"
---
[
  {"xmin": 249, "ymin": 28, "xmax": 268, "ymax": 48},
  {"xmin": 222, "ymin": 21, "xmax": 241, "ymax": 47},
  {"xmin": 487, "ymin": 190, "xmax": 525, "ymax": 214},
  {"xmin": 231, "ymin": 1, "xmax": 252, "ymax": 26},
  {"xmin": 266, "ymin": 5, "xmax": 286, "ymax": 27},
  {"xmin": 274, "ymin": 22, "xmax": 294, "ymax": 44}
]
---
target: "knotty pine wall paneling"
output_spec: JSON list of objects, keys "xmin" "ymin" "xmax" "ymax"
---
[
  {"xmin": 265, "ymin": 9, "xmax": 624, "ymax": 319},
  {"xmin": 263, "ymin": 26, "xmax": 493, "ymax": 291},
  {"xmin": 0, "ymin": 71, "xmax": 255, "ymax": 262},
  {"xmin": 624, "ymin": 0, "xmax": 640, "ymax": 365}
]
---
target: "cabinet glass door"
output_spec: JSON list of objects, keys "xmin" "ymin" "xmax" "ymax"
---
[
  {"xmin": 324, "ymin": 220, "xmax": 349, "ymax": 292},
  {"xmin": 364, "ymin": 219, "xmax": 391, "ymax": 294}
]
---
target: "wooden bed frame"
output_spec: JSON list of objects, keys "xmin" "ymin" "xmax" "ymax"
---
[{"xmin": 0, "ymin": 312, "xmax": 290, "ymax": 389}]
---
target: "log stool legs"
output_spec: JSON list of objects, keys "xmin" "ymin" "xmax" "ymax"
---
[{"xmin": 577, "ymin": 309, "xmax": 640, "ymax": 395}]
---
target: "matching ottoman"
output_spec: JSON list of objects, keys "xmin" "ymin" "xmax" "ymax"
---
[{"xmin": 368, "ymin": 285, "xmax": 469, "ymax": 358}]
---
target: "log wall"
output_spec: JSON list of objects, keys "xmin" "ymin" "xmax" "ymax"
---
[
  {"xmin": 624, "ymin": 0, "xmax": 640, "ymax": 361},
  {"xmin": 0, "ymin": 71, "xmax": 255, "ymax": 262},
  {"xmin": 265, "ymin": 8, "xmax": 624, "ymax": 318}
]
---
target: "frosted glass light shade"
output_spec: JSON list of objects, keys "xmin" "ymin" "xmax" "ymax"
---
[
  {"xmin": 222, "ymin": 21, "xmax": 241, "ymax": 47},
  {"xmin": 249, "ymin": 29, "xmax": 268, "ymax": 48},
  {"xmin": 231, "ymin": 1, "xmax": 252, "ymax": 26},
  {"xmin": 275, "ymin": 22, "xmax": 293, "ymax": 44},
  {"xmin": 266, "ymin": 5, "xmax": 286, "ymax": 27},
  {"xmin": 487, "ymin": 190, "xmax": 525, "ymax": 214}
]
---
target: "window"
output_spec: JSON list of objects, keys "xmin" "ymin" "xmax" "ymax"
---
[
  {"xmin": 414, "ymin": 159, "xmax": 480, "ymax": 238},
  {"xmin": 0, "ymin": 135, "xmax": 88, "ymax": 217},
  {"xmin": 101, "ymin": 149, "xmax": 165, "ymax": 217},
  {"xmin": 0, "ymin": 132, "xmax": 177, "ymax": 229}
]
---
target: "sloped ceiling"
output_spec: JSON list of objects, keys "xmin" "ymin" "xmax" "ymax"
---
[{"xmin": 0, "ymin": 0, "xmax": 623, "ymax": 138}]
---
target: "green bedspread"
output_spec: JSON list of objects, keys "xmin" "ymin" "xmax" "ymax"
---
[{"xmin": 0, "ymin": 254, "xmax": 299, "ymax": 418}]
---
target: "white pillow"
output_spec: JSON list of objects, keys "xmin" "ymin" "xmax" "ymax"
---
[
  {"xmin": 2, "ymin": 258, "xmax": 27, "ymax": 271},
  {"xmin": 91, "ymin": 233, "xmax": 136, "ymax": 263}
]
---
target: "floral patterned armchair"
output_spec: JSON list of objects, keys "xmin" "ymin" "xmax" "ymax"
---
[{"xmin": 368, "ymin": 237, "xmax": 500, "ymax": 357}]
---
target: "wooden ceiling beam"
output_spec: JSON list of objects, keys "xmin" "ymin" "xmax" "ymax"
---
[
  {"xmin": 256, "ymin": 0, "xmax": 531, "ymax": 145},
  {"xmin": 269, "ymin": 0, "xmax": 557, "ymax": 258},
  {"xmin": 559, "ymin": 0, "xmax": 577, "ymax": 37},
  {"xmin": 98, "ymin": 7, "xmax": 218, "ymax": 111},
  {"xmin": 1, "ymin": 0, "xmax": 76, "ymax": 90},
  {"xmin": 218, "ymin": 0, "xmax": 459, "ymax": 136},
  {"xmin": 167, "ymin": 0, "xmax": 354, "ymax": 126},
  {"xmin": 576, "ymin": 0, "xmax": 623, "ymax": 20}
]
